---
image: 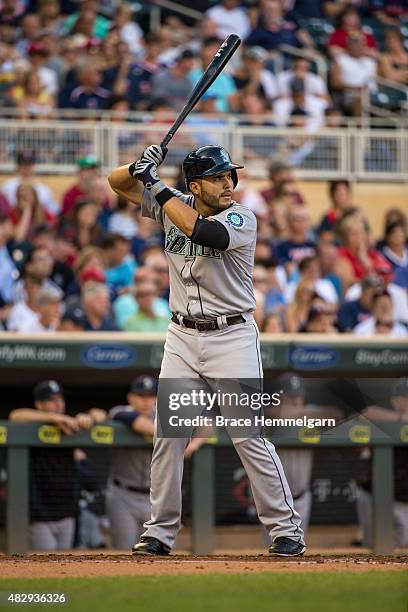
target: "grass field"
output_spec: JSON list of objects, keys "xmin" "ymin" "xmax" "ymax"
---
[{"xmin": 0, "ymin": 572, "xmax": 407, "ymax": 612}]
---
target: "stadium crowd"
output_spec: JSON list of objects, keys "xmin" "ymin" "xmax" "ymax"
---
[
  {"xmin": 0, "ymin": 149, "xmax": 407, "ymax": 335},
  {"xmin": 0, "ymin": 0, "xmax": 407, "ymax": 123}
]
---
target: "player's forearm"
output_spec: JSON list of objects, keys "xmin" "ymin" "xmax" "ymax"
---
[
  {"xmin": 163, "ymin": 197, "xmax": 198, "ymax": 237},
  {"xmin": 107, "ymin": 165, "xmax": 144, "ymax": 205},
  {"xmin": 8, "ymin": 409, "xmax": 58, "ymax": 423}
]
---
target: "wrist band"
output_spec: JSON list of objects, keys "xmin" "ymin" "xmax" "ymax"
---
[
  {"xmin": 128, "ymin": 162, "xmax": 136, "ymax": 177},
  {"xmin": 155, "ymin": 187, "xmax": 174, "ymax": 207}
]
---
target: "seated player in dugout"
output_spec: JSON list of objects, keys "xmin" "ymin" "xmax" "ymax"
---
[
  {"xmin": 8, "ymin": 380, "xmax": 107, "ymax": 551},
  {"xmin": 108, "ymin": 144, "xmax": 307, "ymax": 558}
]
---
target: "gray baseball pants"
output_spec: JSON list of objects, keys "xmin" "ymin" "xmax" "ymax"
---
[
  {"xmin": 106, "ymin": 482, "xmax": 150, "ymax": 549},
  {"xmin": 29, "ymin": 517, "xmax": 75, "ymax": 551},
  {"xmin": 142, "ymin": 318, "xmax": 305, "ymax": 549}
]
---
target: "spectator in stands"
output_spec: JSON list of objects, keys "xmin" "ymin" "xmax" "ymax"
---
[
  {"xmin": 357, "ymin": 378, "xmax": 408, "ymax": 548},
  {"xmin": 353, "ymin": 289, "xmax": 407, "ymax": 337},
  {"xmin": 335, "ymin": 213, "xmax": 390, "ymax": 289},
  {"xmin": 126, "ymin": 32, "xmax": 164, "ymax": 110},
  {"xmin": 15, "ymin": 13, "xmax": 41, "ymax": 58},
  {"xmin": 317, "ymin": 240, "xmax": 343, "ymax": 300},
  {"xmin": 12, "ymin": 245, "xmax": 59, "ymax": 303},
  {"xmin": 123, "ymin": 281, "xmax": 169, "ymax": 332},
  {"xmin": 371, "ymin": 0, "xmax": 408, "ymax": 26},
  {"xmin": 276, "ymin": 56, "xmax": 329, "ymax": 110},
  {"xmin": 14, "ymin": 284, "xmax": 63, "ymax": 333},
  {"xmin": 260, "ymin": 161, "xmax": 305, "ymax": 207},
  {"xmin": 8, "ymin": 380, "xmax": 106, "ymax": 551},
  {"xmin": 246, "ymin": 0, "xmax": 313, "ymax": 51},
  {"xmin": 0, "ymin": 213, "xmax": 17, "ymax": 324},
  {"xmin": 379, "ymin": 28, "xmax": 408, "ymax": 85},
  {"xmin": 27, "ymin": 41, "xmax": 59, "ymax": 97},
  {"xmin": 337, "ymin": 274, "xmax": 381, "ymax": 332},
  {"xmin": 37, "ymin": 0, "xmax": 62, "ymax": 33},
  {"xmin": 103, "ymin": 233, "xmax": 136, "ymax": 292},
  {"xmin": 327, "ymin": 5, "xmax": 377, "ymax": 57},
  {"xmin": 31, "ymin": 225, "xmax": 75, "ymax": 296},
  {"xmin": 274, "ymin": 74, "xmax": 326, "ymax": 129},
  {"xmin": 144, "ymin": 251, "xmax": 170, "ymax": 301},
  {"xmin": 253, "ymin": 263, "xmax": 285, "ymax": 313},
  {"xmin": 12, "ymin": 69, "xmax": 55, "ymax": 119},
  {"xmin": 275, "ymin": 207, "xmax": 316, "ymax": 267},
  {"xmin": 205, "ymin": 0, "xmax": 250, "ymax": 40},
  {"xmin": 113, "ymin": 265, "xmax": 170, "ymax": 330},
  {"xmin": 1, "ymin": 150, "xmax": 59, "ymax": 215},
  {"xmin": 190, "ymin": 37, "xmax": 238, "ymax": 112},
  {"xmin": 317, "ymin": 179, "xmax": 353, "ymax": 238},
  {"xmin": 58, "ymin": 306, "xmax": 87, "ymax": 331},
  {"xmin": 108, "ymin": 196, "xmax": 138, "ymax": 240},
  {"xmin": 7, "ymin": 273, "xmax": 42, "ymax": 331},
  {"xmin": 301, "ymin": 303, "xmax": 338, "ymax": 333},
  {"xmin": 285, "ymin": 255, "xmax": 338, "ymax": 304},
  {"xmin": 61, "ymin": 0, "xmax": 111, "ymax": 40},
  {"xmin": 379, "ymin": 221, "xmax": 408, "ymax": 275},
  {"xmin": 284, "ymin": 279, "xmax": 317, "ymax": 332},
  {"xmin": 66, "ymin": 62, "xmax": 110, "ymax": 110},
  {"xmin": 261, "ymin": 312, "xmax": 283, "ymax": 333},
  {"xmin": 233, "ymin": 46, "xmax": 279, "ymax": 105},
  {"xmin": 60, "ymin": 199, "xmax": 104, "ymax": 251},
  {"xmin": 61, "ymin": 155, "xmax": 101, "ymax": 217},
  {"xmin": 10, "ymin": 183, "xmax": 55, "ymax": 244},
  {"xmin": 151, "ymin": 49, "xmax": 195, "ymax": 112},
  {"xmin": 113, "ymin": 4, "xmax": 144, "ymax": 56},
  {"xmin": 331, "ymin": 34, "xmax": 377, "ymax": 116},
  {"xmin": 80, "ymin": 281, "xmax": 117, "ymax": 331}
]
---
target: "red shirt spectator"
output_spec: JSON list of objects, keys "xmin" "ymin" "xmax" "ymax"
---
[
  {"xmin": 327, "ymin": 6, "xmax": 377, "ymax": 56},
  {"xmin": 61, "ymin": 155, "xmax": 101, "ymax": 217}
]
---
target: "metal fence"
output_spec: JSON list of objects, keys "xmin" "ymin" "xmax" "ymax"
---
[{"xmin": 0, "ymin": 119, "xmax": 407, "ymax": 181}]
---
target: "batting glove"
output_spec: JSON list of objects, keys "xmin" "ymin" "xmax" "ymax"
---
[
  {"xmin": 141, "ymin": 144, "xmax": 168, "ymax": 167},
  {"xmin": 130, "ymin": 158, "xmax": 167, "ymax": 197}
]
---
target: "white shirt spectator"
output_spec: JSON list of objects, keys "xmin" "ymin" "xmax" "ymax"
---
[
  {"xmin": 38, "ymin": 65, "xmax": 59, "ymax": 96},
  {"xmin": 1, "ymin": 177, "xmax": 59, "ymax": 215},
  {"xmin": 273, "ymin": 95, "xmax": 326, "ymax": 129},
  {"xmin": 353, "ymin": 317, "xmax": 407, "ymax": 337},
  {"xmin": 260, "ymin": 69, "xmax": 279, "ymax": 102},
  {"xmin": 285, "ymin": 279, "xmax": 338, "ymax": 304},
  {"xmin": 7, "ymin": 301, "xmax": 40, "ymax": 332},
  {"xmin": 120, "ymin": 21, "xmax": 143, "ymax": 56},
  {"xmin": 346, "ymin": 283, "xmax": 408, "ymax": 324},
  {"xmin": 206, "ymin": 4, "xmax": 250, "ymax": 40},
  {"xmin": 277, "ymin": 70, "xmax": 327, "ymax": 98},
  {"xmin": 335, "ymin": 53, "xmax": 377, "ymax": 89},
  {"xmin": 0, "ymin": 246, "xmax": 18, "ymax": 303}
]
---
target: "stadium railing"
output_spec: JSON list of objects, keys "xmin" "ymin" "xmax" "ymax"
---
[{"xmin": 0, "ymin": 119, "xmax": 407, "ymax": 181}]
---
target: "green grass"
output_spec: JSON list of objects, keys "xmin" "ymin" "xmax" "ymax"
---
[{"xmin": 0, "ymin": 572, "xmax": 407, "ymax": 612}]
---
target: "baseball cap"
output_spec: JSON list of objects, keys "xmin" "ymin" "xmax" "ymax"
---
[
  {"xmin": 34, "ymin": 380, "xmax": 64, "ymax": 401},
  {"xmin": 130, "ymin": 376, "xmax": 157, "ymax": 396},
  {"xmin": 391, "ymin": 378, "xmax": 408, "ymax": 398},
  {"xmin": 36, "ymin": 285, "xmax": 64, "ymax": 305},
  {"xmin": 290, "ymin": 77, "xmax": 305, "ymax": 94},
  {"xmin": 278, "ymin": 373, "xmax": 305, "ymax": 397},
  {"xmin": 176, "ymin": 49, "xmax": 196, "ymax": 62},
  {"xmin": 243, "ymin": 46, "xmax": 268, "ymax": 62},
  {"xmin": 61, "ymin": 306, "xmax": 87, "ymax": 328},
  {"xmin": 79, "ymin": 266, "xmax": 105, "ymax": 284},
  {"xmin": 16, "ymin": 150, "xmax": 35, "ymax": 165},
  {"xmin": 77, "ymin": 154, "xmax": 101, "ymax": 169},
  {"xmin": 28, "ymin": 42, "xmax": 48, "ymax": 56}
]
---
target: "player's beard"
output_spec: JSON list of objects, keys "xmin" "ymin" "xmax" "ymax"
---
[{"xmin": 200, "ymin": 186, "xmax": 232, "ymax": 213}]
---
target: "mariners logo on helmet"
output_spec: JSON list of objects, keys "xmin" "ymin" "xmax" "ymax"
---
[{"xmin": 226, "ymin": 211, "xmax": 245, "ymax": 228}]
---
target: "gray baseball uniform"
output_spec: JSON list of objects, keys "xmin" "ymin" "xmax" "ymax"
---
[
  {"xmin": 106, "ymin": 405, "xmax": 152, "ymax": 549},
  {"xmin": 140, "ymin": 187, "xmax": 305, "ymax": 549}
]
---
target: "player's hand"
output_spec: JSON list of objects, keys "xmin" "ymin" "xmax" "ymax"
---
[
  {"xmin": 131, "ymin": 159, "xmax": 163, "ymax": 192},
  {"xmin": 52, "ymin": 414, "xmax": 80, "ymax": 436},
  {"xmin": 75, "ymin": 412, "xmax": 94, "ymax": 429},
  {"xmin": 141, "ymin": 144, "xmax": 168, "ymax": 167}
]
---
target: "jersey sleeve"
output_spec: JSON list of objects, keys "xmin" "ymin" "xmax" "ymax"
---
[
  {"xmin": 209, "ymin": 205, "xmax": 257, "ymax": 251},
  {"xmin": 141, "ymin": 187, "xmax": 194, "ymax": 226}
]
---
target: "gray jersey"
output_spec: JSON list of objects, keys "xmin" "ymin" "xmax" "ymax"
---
[
  {"xmin": 141, "ymin": 188, "xmax": 257, "ymax": 318},
  {"xmin": 108, "ymin": 405, "xmax": 152, "ymax": 490}
]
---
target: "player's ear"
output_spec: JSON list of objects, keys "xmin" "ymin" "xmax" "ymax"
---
[{"xmin": 189, "ymin": 180, "xmax": 200, "ymax": 196}]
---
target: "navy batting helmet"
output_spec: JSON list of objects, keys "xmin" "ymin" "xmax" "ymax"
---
[{"xmin": 183, "ymin": 145, "xmax": 244, "ymax": 189}]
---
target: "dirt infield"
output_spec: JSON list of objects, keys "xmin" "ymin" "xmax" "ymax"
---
[{"xmin": 1, "ymin": 553, "xmax": 407, "ymax": 578}]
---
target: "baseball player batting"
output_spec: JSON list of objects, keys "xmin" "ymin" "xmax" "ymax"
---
[{"xmin": 108, "ymin": 144, "xmax": 306, "ymax": 557}]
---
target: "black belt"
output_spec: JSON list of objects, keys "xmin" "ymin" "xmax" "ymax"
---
[
  {"xmin": 172, "ymin": 313, "xmax": 245, "ymax": 332},
  {"xmin": 113, "ymin": 479, "xmax": 149, "ymax": 494}
]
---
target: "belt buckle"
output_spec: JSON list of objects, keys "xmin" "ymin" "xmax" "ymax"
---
[{"xmin": 196, "ymin": 320, "xmax": 208, "ymax": 332}]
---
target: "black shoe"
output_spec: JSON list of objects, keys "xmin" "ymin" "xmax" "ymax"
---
[
  {"xmin": 132, "ymin": 536, "xmax": 171, "ymax": 556},
  {"xmin": 269, "ymin": 537, "xmax": 306, "ymax": 557}
]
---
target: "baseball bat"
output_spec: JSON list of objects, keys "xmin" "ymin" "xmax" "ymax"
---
[{"xmin": 160, "ymin": 34, "xmax": 241, "ymax": 148}]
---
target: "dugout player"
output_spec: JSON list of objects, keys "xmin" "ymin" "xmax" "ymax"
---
[
  {"xmin": 8, "ymin": 380, "xmax": 106, "ymax": 551},
  {"xmin": 108, "ymin": 144, "xmax": 306, "ymax": 557}
]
